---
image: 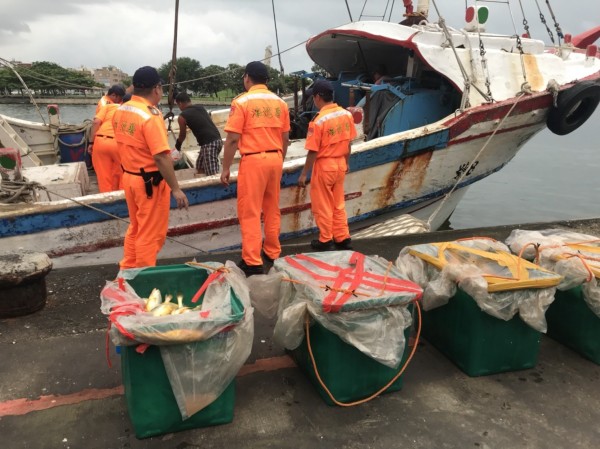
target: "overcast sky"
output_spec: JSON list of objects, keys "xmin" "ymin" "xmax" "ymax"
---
[{"xmin": 0, "ymin": 0, "xmax": 598, "ymax": 76}]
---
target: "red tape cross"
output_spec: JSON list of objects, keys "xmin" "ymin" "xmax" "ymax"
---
[
  {"xmin": 285, "ymin": 254, "xmax": 422, "ymax": 293},
  {"xmin": 191, "ymin": 270, "xmax": 225, "ymax": 305},
  {"xmin": 284, "ymin": 252, "xmax": 421, "ymax": 313}
]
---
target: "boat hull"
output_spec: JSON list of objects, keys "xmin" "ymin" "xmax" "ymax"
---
[{"xmin": 1, "ymin": 95, "xmax": 548, "ymax": 268}]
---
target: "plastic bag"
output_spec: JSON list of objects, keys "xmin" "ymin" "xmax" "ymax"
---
[
  {"xmin": 246, "ymin": 272, "xmax": 284, "ymax": 319},
  {"xmin": 161, "ymin": 308, "xmax": 253, "ymax": 419},
  {"xmin": 100, "ymin": 261, "xmax": 254, "ymax": 419},
  {"xmin": 506, "ymin": 229, "xmax": 600, "ymax": 317},
  {"xmin": 396, "ymin": 238, "xmax": 561, "ymax": 332},
  {"xmin": 272, "ymin": 251, "xmax": 422, "ymax": 368}
]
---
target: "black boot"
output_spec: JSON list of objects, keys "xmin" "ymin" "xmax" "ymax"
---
[
  {"xmin": 310, "ymin": 239, "xmax": 335, "ymax": 251},
  {"xmin": 237, "ymin": 260, "xmax": 264, "ymax": 277},
  {"xmin": 334, "ymin": 238, "xmax": 353, "ymax": 250}
]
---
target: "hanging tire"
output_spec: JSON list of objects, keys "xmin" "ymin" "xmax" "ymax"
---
[{"xmin": 547, "ymin": 81, "xmax": 600, "ymax": 136}]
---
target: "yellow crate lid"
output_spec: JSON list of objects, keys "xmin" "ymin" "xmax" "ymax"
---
[{"xmin": 408, "ymin": 240, "xmax": 562, "ymax": 292}]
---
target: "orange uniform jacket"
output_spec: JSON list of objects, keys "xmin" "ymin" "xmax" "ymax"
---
[
  {"xmin": 96, "ymin": 95, "xmax": 112, "ymax": 115},
  {"xmin": 113, "ymin": 95, "xmax": 171, "ymax": 269},
  {"xmin": 224, "ymin": 85, "xmax": 291, "ymax": 265},
  {"xmin": 92, "ymin": 103, "xmax": 122, "ymax": 192},
  {"xmin": 305, "ymin": 103, "xmax": 357, "ymax": 243}
]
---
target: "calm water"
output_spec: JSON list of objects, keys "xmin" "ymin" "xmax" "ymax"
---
[{"xmin": 1, "ymin": 103, "xmax": 598, "ymax": 229}]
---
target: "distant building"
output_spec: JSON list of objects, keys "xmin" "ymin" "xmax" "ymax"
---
[
  {"xmin": 92, "ymin": 66, "xmax": 129, "ymax": 88},
  {"xmin": 264, "ymin": 46, "xmax": 273, "ymax": 68},
  {"xmin": 12, "ymin": 61, "xmax": 32, "ymax": 69}
]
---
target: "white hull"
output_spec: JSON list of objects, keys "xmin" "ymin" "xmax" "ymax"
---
[{"xmin": 2, "ymin": 15, "xmax": 598, "ymax": 268}]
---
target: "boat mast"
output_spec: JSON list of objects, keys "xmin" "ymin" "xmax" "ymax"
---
[{"xmin": 166, "ymin": 0, "xmax": 179, "ymax": 118}]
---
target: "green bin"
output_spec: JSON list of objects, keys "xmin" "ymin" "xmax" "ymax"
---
[
  {"xmin": 422, "ymin": 288, "xmax": 541, "ymax": 377},
  {"xmin": 546, "ymin": 286, "xmax": 600, "ymax": 365},
  {"xmin": 122, "ymin": 264, "xmax": 241, "ymax": 438},
  {"xmin": 292, "ymin": 317, "xmax": 411, "ymax": 406}
]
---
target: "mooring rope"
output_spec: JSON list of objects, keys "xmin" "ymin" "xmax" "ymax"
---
[
  {"xmin": 426, "ymin": 85, "xmax": 531, "ymax": 228},
  {"xmin": 1, "ymin": 180, "xmax": 208, "ymax": 253},
  {"xmin": 0, "ymin": 177, "xmax": 36, "ymax": 203}
]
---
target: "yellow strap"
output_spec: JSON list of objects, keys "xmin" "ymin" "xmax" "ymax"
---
[{"xmin": 409, "ymin": 241, "xmax": 561, "ymax": 292}]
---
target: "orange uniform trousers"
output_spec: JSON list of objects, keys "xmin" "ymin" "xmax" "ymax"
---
[
  {"xmin": 92, "ymin": 135, "xmax": 122, "ymax": 193},
  {"xmin": 237, "ymin": 151, "xmax": 282, "ymax": 266},
  {"xmin": 120, "ymin": 173, "xmax": 171, "ymax": 269},
  {"xmin": 311, "ymin": 157, "xmax": 350, "ymax": 243}
]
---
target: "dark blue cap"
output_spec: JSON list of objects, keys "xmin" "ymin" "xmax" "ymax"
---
[
  {"xmin": 132, "ymin": 66, "xmax": 163, "ymax": 88},
  {"xmin": 306, "ymin": 79, "xmax": 333, "ymax": 97},
  {"xmin": 244, "ymin": 61, "xmax": 269, "ymax": 82}
]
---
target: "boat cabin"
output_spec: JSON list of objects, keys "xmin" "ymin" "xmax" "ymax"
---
[{"xmin": 302, "ymin": 22, "xmax": 462, "ymax": 140}]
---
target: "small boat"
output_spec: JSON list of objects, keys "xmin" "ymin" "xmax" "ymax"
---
[{"xmin": 1, "ymin": 1, "xmax": 599, "ymax": 268}]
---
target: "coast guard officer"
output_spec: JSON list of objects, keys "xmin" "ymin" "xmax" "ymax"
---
[
  {"xmin": 221, "ymin": 61, "xmax": 290, "ymax": 276},
  {"xmin": 298, "ymin": 79, "xmax": 356, "ymax": 251},
  {"xmin": 113, "ymin": 66, "xmax": 189, "ymax": 269}
]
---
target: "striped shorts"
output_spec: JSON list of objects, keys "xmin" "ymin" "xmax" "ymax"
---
[{"xmin": 196, "ymin": 139, "xmax": 223, "ymax": 175}]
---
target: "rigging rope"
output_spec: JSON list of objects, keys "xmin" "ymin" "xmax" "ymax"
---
[
  {"xmin": 427, "ymin": 3, "xmax": 492, "ymax": 107},
  {"xmin": 474, "ymin": 3, "xmax": 494, "ymax": 102},
  {"xmin": 271, "ymin": 0, "xmax": 285, "ymax": 75},
  {"xmin": 544, "ymin": 0, "xmax": 564, "ymax": 45},
  {"xmin": 0, "ymin": 58, "xmax": 47, "ymax": 124},
  {"xmin": 344, "ymin": 0, "xmax": 354, "ymax": 21},
  {"xmin": 533, "ymin": 0, "xmax": 555, "ymax": 44},
  {"xmin": 426, "ymin": 85, "xmax": 531, "ymax": 228},
  {"xmin": 517, "ymin": 0, "xmax": 531, "ymax": 38}
]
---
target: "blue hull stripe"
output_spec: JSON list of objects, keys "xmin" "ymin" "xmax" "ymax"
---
[{"xmin": 1, "ymin": 129, "xmax": 451, "ymax": 238}]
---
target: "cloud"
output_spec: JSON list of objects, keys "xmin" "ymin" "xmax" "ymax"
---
[{"xmin": 0, "ymin": 0, "xmax": 598, "ymax": 76}]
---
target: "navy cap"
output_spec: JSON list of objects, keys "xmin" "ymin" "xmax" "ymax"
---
[
  {"xmin": 244, "ymin": 61, "xmax": 269, "ymax": 81},
  {"xmin": 132, "ymin": 66, "xmax": 163, "ymax": 88},
  {"xmin": 306, "ymin": 79, "xmax": 333, "ymax": 97}
]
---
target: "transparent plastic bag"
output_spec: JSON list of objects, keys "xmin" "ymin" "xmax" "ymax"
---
[
  {"xmin": 246, "ymin": 272, "xmax": 284, "ymax": 319},
  {"xmin": 272, "ymin": 251, "xmax": 421, "ymax": 368},
  {"xmin": 160, "ymin": 309, "xmax": 253, "ymax": 419},
  {"xmin": 101, "ymin": 261, "xmax": 254, "ymax": 419},
  {"xmin": 506, "ymin": 229, "xmax": 600, "ymax": 318},
  {"xmin": 396, "ymin": 238, "xmax": 560, "ymax": 332}
]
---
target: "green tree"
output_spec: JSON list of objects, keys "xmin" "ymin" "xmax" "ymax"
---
[
  {"xmin": 158, "ymin": 56, "xmax": 202, "ymax": 94},
  {"xmin": 198, "ymin": 65, "xmax": 226, "ymax": 98},
  {"xmin": 222, "ymin": 63, "xmax": 244, "ymax": 95},
  {"xmin": 15, "ymin": 61, "xmax": 98, "ymax": 96},
  {"xmin": 311, "ymin": 64, "xmax": 328, "ymax": 77}
]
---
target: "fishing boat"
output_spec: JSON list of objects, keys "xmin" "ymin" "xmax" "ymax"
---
[{"xmin": 1, "ymin": 0, "xmax": 599, "ymax": 268}]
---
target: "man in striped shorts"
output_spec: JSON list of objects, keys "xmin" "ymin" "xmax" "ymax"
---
[{"xmin": 175, "ymin": 92, "xmax": 223, "ymax": 175}]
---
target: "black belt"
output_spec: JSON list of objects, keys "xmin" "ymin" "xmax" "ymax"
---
[
  {"xmin": 122, "ymin": 167, "xmax": 163, "ymax": 199},
  {"xmin": 242, "ymin": 150, "xmax": 279, "ymax": 156},
  {"xmin": 96, "ymin": 134, "xmax": 114, "ymax": 139}
]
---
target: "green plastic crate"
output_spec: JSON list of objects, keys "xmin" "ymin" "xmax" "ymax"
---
[
  {"xmin": 292, "ymin": 317, "xmax": 412, "ymax": 406},
  {"xmin": 122, "ymin": 264, "xmax": 240, "ymax": 438},
  {"xmin": 422, "ymin": 288, "xmax": 541, "ymax": 377},
  {"xmin": 546, "ymin": 286, "xmax": 600, "ymax": 365}
]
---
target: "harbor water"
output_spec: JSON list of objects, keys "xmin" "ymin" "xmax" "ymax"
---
[{"xmin": 1, "ymin": 103, "xmax": 598, "ymax": 230}]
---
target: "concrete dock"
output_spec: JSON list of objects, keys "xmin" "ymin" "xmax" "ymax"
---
[{"xmin": 1, "ymin": 218, "xmax": 600, "ymax": 449}]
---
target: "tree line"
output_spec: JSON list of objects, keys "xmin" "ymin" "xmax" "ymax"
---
[{"xmin": 0, "ymin": 57, "xmax": 310, "ymax": 98}]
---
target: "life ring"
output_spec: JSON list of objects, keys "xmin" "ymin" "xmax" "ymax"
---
[{"xmin": 547, "ymin": 81, "xmax": 600, "ymax": 136}]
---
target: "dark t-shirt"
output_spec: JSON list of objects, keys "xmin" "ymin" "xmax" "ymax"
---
[{"xmin": 180, "ymin": 105, "xmax": 221, "ymax": 146}]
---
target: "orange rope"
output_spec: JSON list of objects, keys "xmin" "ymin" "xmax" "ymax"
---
[
  {"xmin": 562, "ymin": 253, "xmax": 595, "ymax": 282},
  {"xmin": 304, "ymin": 300, "xmax": 422, "ymax": 407},
  {"xmin": 186, "ymin": 261, "xmax": 230, "ymax": 273},
  {"xmin": 281, "ymin": 276, "xmax": 372, "ymax": 298},
  {"xmin": 378, "ymin": 261, "xmax": 394, "ymax": 296}
]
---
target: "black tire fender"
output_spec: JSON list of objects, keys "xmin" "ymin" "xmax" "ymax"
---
[{"xmin": 547, "ymin": 81, "xmax": 600, "ymax": 136}]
